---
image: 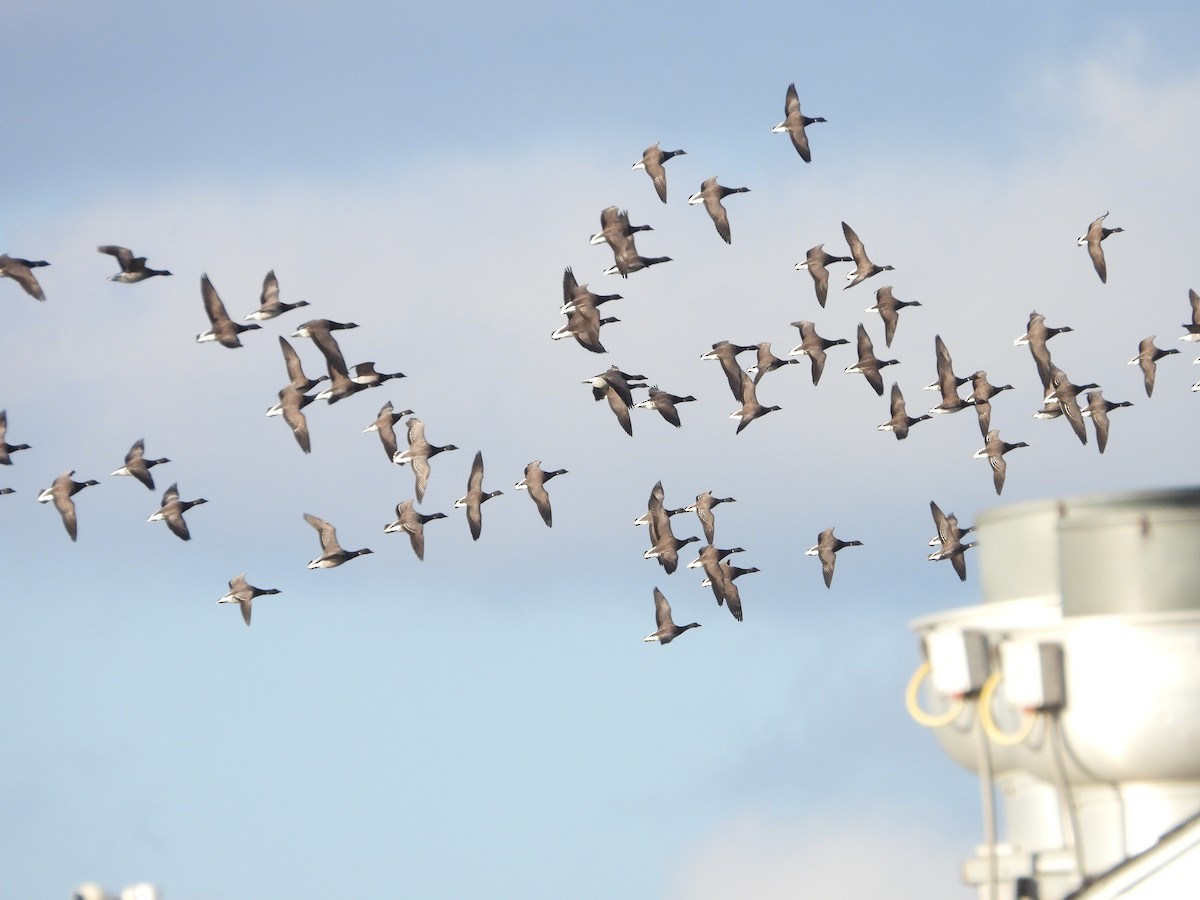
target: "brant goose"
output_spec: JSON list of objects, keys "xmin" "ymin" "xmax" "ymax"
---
[
  {"xmin": 291, "ymin": 319, "xmax": 359, "ymax": 340},
  {"xmin": 689, "ymin": 544, "xmax": 732, "ymax": 607},
  {"xmin": 147, "ymin": 483, "xmax": 207, "ymax": 541},
  {"xmin": 796, "ymin": 244, "xmax": 852, "ymax": 308},
  {"xmin": 391, "ymin": 417, "xmax": 458, "ymax": 503},
  {"xmin": 278, "ymin": 336, "xmax": 328, "ymax": 393},
  {"xmin": 788, "ymin": 321, "xmax": 849, "ymax": 385},
  {"xmin": 926, "ymin": 335, "xmax": 973, "ymax": 413},
  {"xmin": 363, "ymin": 401, "xmax": 415, "ymax": 461},
  {"xmin": 590, "ymin": 206, "xmax": 652, "ymax": 250},
  {"xmin": 688, "ymin": 177, "xmax": 750, "ymax": 244},
  {"xmin": 37, "ymin": 471, "xmax": 99, "ymax": 541},
  {"xmin": 1180, "ymin": 289, "xmax": 1200, "ymax": 341},
  {"xmin": 244, "ymin": 270, "xmax": 309, "ymax": 321},
  {"xmin": 730, "ymin": 370, "xmax": 782, "ymax": 433},
  {"xmin": 841, "ymin": 221, "xmax": 894, "ymax": 289},
  {"xmin": 0, "ymin": 410, "xmax": 31, "ymax": 465},
  {"xmin": 685, "ymin": 491, "xmax": 736, "ymax": 545},
  {"xmin": 551, "ymin": 304, "xmax": 619, "ymax": 353},
  {"xmin": 643, "ymin": 587, "xmax": 700, "ymax": 645},
  {"xmin": 772, "ymin": 83, "xmax": 826, "ymax": 162},
  {"xmin": 878, "ymin": 382, "xmax": 931, "ymax": 440},
  {"xmin": 973, "ymin": 431, "xmax": 1029, "ymax": 495},
  {"xmin": 304, "ymin": 513, "xmax": 373, "ymax": 568},
  {"xmin": 218, "ymin": 574, "xmax": 281, "ymax": 627},
  {"xmin": 633, "ymin": 143, "xmax": 686, "ymax": 204},
  {"xmin": 98, "ymin": 245, "xmax": 172, "ymax": 282},
  {"xmin": 385, "ymin": 499, "xmax": 447, "ymax": 561},
  {"xmin": 1043, "ymin": 365, "xmax": 1097, "ymax": 444},
  {"xmin": 348, "ymin": 362, "xmax": 405, "ymax": 387},
  {"xmin": 701, "ymin": 341, "xmax": 757, "ymax": 401},
  {"xmin": 1078, "ymin": 212, "xmax": 1124, "ymax": 283},
  {"xmin": 197, "ymin": 275, "xmax": 262, "ymax": 347},
  {"xmin": 560, "ymin": 267, "xmax": 622, "ymax": 315},
  {"xmin": 1081, "ymin": 390, "xmax": 1133, "ymax": 454},
  {"xmin": 634, "ymin": 385, "xmax": 697, "ymax": 428},
  {"xmin": 806, "ymin": 527, "xmax": 863, "ymax": 588},
  {"xmin": 266, "ymin": 386, "xmax": 316, "ymax": 454},
  {"xmin": 867, "ymin": 286, "xmax": 922, "ymax": 347},
  {"xmin": 746, "ymin": 342, "xmax": 799, "ymax": 385},
  {"xmin": 1128, "ymin": 336, "xmax": 1178, "ymax": 397},
  {"xmin": 454, "ymin": 451, "xmax": 503, "ymax": 541},
  {"xmin": 584, "ymin": 368, "xmax": 646, "ymax": 407},
  {"xmin": 845, "ymin": 323, "xmax": 898, "ymax": 396},
  {"xmin": 966, "ymin": 371, "xmax": 1014, "ymax": 438},
  {"xmin": 110, "ymin": 439, "xmax": 169, "ymax": 490},
  {"xmin": 0, "ymin": 254, "xmax": 48, "ymax": 300},
  {"xmin": 515, "ymin": 461, "xmax": 567, "ymax": 527},
  {"xmin": 603, "ymin": 241, "xmax": 672, "ymax": 278},
  {"xmin": 928, "ymin": 501, "xmax": 974, "ymax": 582}
]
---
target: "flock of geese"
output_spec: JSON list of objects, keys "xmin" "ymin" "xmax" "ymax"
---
[{"xmin": 3, "ymin": 83, "xmax": 1198, "ymax": 640}]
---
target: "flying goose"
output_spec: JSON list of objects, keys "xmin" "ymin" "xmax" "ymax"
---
[
  {"xmin": 277, "ymin": 336, "xmax": 328, "ymax": 393},
  {"xmin": 841, "ymin": 221, "xmax": 894, "ymax": 289},
  {"xmin": 244, "ymin": 270, "xmax": 310, "ymax": 321},
  {"xmin": 266, "ymin": 386, "xmax": 317, "ymax": 454},
  {"xmin": 772, "ymin": 83, "xmax": 826, "ymax": 162},
  {"xmin": 218, "ymin": 574, "xmax": 281, "ymax": 627},
  {"xmin": 584, "ymin": 367, "xmax": 646, "ymax": 407},
  {"xmin": 877, "ymin": 382, "xmax": 931, "ymax": 440},
  {"xmin": 363, "ymin": 401, "xmax": 415, "ymax": 461},
  {"xmin": 788, "ymin": 321, "xmax": 849, "ymax": 385},
  {"xmin": 634, "ymin": 385, "xmax": 697, "ymax": 428},
  {"xmin": 746, "ymin": 342, "xmax": 799, "ymax": 384},
  {"xmin": 603, "ymin": 241, "xmax": 672, "ymax": 278},
  {"xmin": 590, "ymin": 206, "xmax": 653, "ymax": 250},
  {"xmin": 454, "ymin": 451, "xmax": 503, "ymax": 541},
  {"xmin": 391, "ymin": 417, "xmax": 458, "ymax": 503},
  {"xmin": 37, "ymin": 471, "xmax": 99, "ymax": 541},
  {"xmin": 560, "ymin": 267, "xmax": 622, "ymax": 315},
  {"xmin": 796, "ymin": 244, "xmax": 853, "ymax": 308},
  {"xmin": 1015, "ymin": 311, "xmax": 1075, "ymax": 348},
  {"xmin": 1180, "ymin": 289, "xmax": 1200, "ymax": 342},
  {"xmin": 515, "ymin": 461, "xmax": 567, "ymax": 527},
  {"xmin": 0, "ymin": 409, "xmax": 31, "ymax": 465},
  {"xmin": 1081, "ymin": 390, "xmax": 1133, "ymax": 454},
  {"xmin": 291, "ymin": 319, "xmax": 359, "ymax": 340},
  {"xmin": 926, "ymin": 335, "xmax": 973, "ymax": 414},
  {"xmin": 688, "ymin": 544, "xmax": 732, "ymax": 607},
  {"xmin": 1128, "ymin": 336, "xmax": 1178, "ymax": 397},
  {"xmin": 1078, "ymin": 212, "xmax": 1124, "ymax": 283},
  {"xmin": 973, "ymin": 430, "xmax": 1029, "ymax": 495},
  {"xmin": 0, "ymin": 487, "xmax": 13, "ymax": 495},
  {"xmin": 966, "ymin": 371, "xmax": 1014, "ymax": 438},
  {"xmin": 98, "ymin": 245, "xmax": 172, "ymax": 282},
  {"xmin": 685, "ymin": 491, "xmax": 736, "ymax": 545},
  {"xmin": 348, "ymin": 362, "xmax": 405, "ymax": 388},
  {"xmin": 688, "ymin": 177, "xmax": 750, "ymax": 244},
  {"xmin": 1043, "ymin": 365, "xmax": 1097, "ymax": 444},
  {"xmin": 197, "ymin": 274, "xmax": 262, "ymax": 347},
  {"xmin": 703, "ymin": 561, "xmax": 757, "ymax": 621},
  {"xmin": 304, "ymin": 513, "xmax": 373, "ymax": 569},
  {"xmin": 632, "ymin": 143, "xmax": 686, "ymax": 204},
  {"xmin": 845, "ymin": 323, "xmax": 898, "ymax": 396},
  {"xmin": 730, "ymin": 370, "xmax": 782, "ymax": 433},
  {"xmin": 642, "ymin": 482, "xmax": 697, "ymax": 575},
  {"xmin": 384, "ymin": 499, "xmax": 448, "ymax": 561},
  {"xmin": 643, "ymin": 587, "xmax": 700, "ymax": 645},
  {"xmin": 806, "ymin": 528, "xmax": 863, "ymax": 588},
  {"xmin": 110, "ymin": 439, "xmax": 170, "ymax": 490},
  {"xmin": 867, "ymin": 286, "xmax": 922, "ymax": 347},
  {"xmin": 701, "ymin": 340, "xmax": 758, "ymax": 401},
  {"xmin": 147, "ymin": 483, "xmax": 207, "ymax": 541},
  {"xmin": 551, "ymin": 304, "xmax": 619, "ymax": 353},
  {"xmin": 928, "ymin": 501, "xmax": 974, "ymax": 582},
  {"xmin": 0, "ymin": 254, "xmax": 48, "ymax": 300}
]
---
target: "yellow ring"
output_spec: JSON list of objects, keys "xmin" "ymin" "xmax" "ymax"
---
[
  {"xmin": 905, "ymin": 660, "xmax": 965, "ymax": 728},
  {"xmin": 978, "ymin": 671, "xmax": 1038, "ymax": 746}
]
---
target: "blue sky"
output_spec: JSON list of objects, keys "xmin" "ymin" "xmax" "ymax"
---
[{"xmin": 3, "ymin": 2, "xmax": 1199, "ymax": 897}]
